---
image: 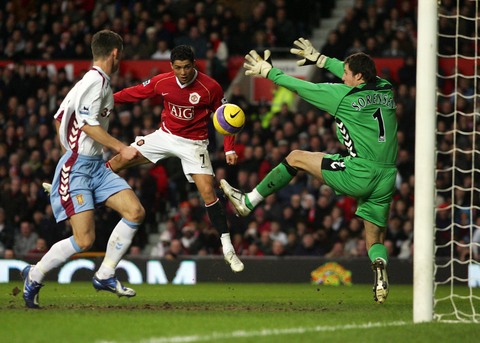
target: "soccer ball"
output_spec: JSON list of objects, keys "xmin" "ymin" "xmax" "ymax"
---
[{"xmin": 213, "ymin": 103, "xmax": 245, "ymax": 136}]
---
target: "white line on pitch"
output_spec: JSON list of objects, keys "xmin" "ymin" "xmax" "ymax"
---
[{"xmin": 98, "ymin": 321, "xmax": 409, "ymax": 343}]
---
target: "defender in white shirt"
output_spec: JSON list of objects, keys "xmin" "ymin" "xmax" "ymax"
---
[{"xmin": 21, "ymin": 30, "xmax": 145, "ymax": 309}]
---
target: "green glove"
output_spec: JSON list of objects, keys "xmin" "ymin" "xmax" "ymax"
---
[
  {"xmin": 290, "ymin": 37, "xmax": 327, "ymax": 68},
  {"xmin": 244, "ymin": 50, "xmax": 273, "ymax": 78}
]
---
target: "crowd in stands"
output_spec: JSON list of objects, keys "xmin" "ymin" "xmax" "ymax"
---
[{"xmin": 0, "ymin": 0, "xmax": 474, "ymax": 262}]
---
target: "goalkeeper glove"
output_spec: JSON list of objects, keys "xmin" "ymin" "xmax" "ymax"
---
[
  {"xmin": 290, "ymin": 37, "xmax": 327, "ymax": 68},
  {"xmin": 244, "ymin": 50, "xmax": 273, "ymax": 78}
]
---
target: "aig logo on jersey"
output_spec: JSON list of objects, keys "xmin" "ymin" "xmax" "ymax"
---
[
  {"xmin": 189, "ymin": 92, "xmax": 200, "ymax": 105},
  {"xmin": 168, "ymin": 102, "xmax": 194, "ymax": 120}
]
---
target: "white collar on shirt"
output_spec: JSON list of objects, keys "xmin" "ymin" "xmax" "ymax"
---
[{"xmin": 176, "ymin": 69, "xmax": 198, "ymax": 89}]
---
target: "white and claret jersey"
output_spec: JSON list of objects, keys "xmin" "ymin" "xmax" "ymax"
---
[
  {"xmin": 114, "ymin": 69, "xmax": 235, "ymax": 152},
  {"xmin": 267, "ymin": 58, "xmax": 398, "ymax": 165},
  {"xmin": 54, "ymin": 66, "xmax": 114, "ymax": 156}
]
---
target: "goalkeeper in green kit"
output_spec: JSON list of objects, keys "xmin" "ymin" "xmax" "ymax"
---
[{"xmin": 220, "ymin": 38, "xmax": 398, "ymax": 304}]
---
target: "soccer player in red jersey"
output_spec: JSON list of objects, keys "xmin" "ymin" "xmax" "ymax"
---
[{"xmin": 110, "ymin": 45, "xmax": 244, "ymax": 272}]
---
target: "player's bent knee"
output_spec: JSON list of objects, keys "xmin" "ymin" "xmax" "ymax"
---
[
  {"xmin": 285, "ymin": 150, "xmax": 304, "ymax": 167},
  {"xmin": 125, "ymin": 204, "xmax": 145, "ymax": 224},
  {"xmin": 76, "ymin": 237, "xmax": 95, "ymax": 251},
  {"xmin": 136, "ymin": 205, "xmax": 146, "ymax": 223}
]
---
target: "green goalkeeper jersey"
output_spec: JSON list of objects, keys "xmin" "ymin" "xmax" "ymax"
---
[{"xmin": 267, "ymin": 58, "xmax": 398, "ymax": 165}]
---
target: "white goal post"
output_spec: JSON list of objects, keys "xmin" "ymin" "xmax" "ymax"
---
[
  {"xmin": 415, "ymin": 0, "xmax": 480, "ymax": 323},
  {"xmin": 413, "ymin": 0, "xmax": 437, "ymax": 323}
]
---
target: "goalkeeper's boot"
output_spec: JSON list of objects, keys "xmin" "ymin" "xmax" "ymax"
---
[
  {"xmin": 372, "ymin": 258, "xmax": 389, "ymax": 304},
  {"xmin": 92, "ymin": 274, "xmax": 136, "ymax": 297},
  {"xmin": 21, "ymin": 265, "xmax": 43, "ymax": 309},
  {"xmin": 219, "ymin": 179, "xmax": 252, "ymax": 216},
  {"xmin": 223, "ymin": 247, "xmax": 244, "ymax": 273},
  {"xmin": 42, "ymin": 182, "xmax": 52, "ymax": 195}
]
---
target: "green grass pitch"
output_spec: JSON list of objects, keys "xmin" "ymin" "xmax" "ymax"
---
[{"xmin": 1, "ymin": 282, "xmax": 477, "ymax": 343}]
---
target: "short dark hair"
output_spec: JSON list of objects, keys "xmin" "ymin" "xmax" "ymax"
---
[
  {"xmin": 170, "ymin": 45, "xmax": 195, "ymax": 63},
  {"xmin": 344, "ymin": 52, "xmax": 377, "ymax": 83},
  {"xmin": 91, "ymin": 30, "xmax": 123, "ymax": 60}
]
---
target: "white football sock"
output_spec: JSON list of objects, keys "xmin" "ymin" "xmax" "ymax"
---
[
  {"xmin": 30, "ymin": 237, "xmax": 80, "ymax": 283},
  {"xmin": 247, "ymin": 188, "xmax": 264, "ymax": 208},
  {"xmin": 221, "ymin": 233, "xmax": 233, "ymax": 253},
  {"xmin": 96, "ymin": 219, "xmax": 137, "ymax": 280}
]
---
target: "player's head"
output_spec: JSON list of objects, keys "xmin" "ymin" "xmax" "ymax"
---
[
  {"xmin": 170, "ymin": 45, "xmax": 196, "ymax": 85},
  {"xmin": 91, "ymin": 30, "xmax": 123, "ymax": 73},
  {"xmin": 343, "ymin": 52, "xmax": 377, "ymax": 86}
]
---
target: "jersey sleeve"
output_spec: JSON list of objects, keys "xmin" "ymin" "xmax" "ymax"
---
[
  {"xmin": 223, "ymin": 135, "xmax": 235, "ymax": 152},
  {"xmin": 324, "ymin": 57, "xmax": 345, "ymax": 79},
  {"xmin": 267, "ymin": 68, "xmax": 349, "ymax": 115},
  {"xmin": 75, "ymin": 78, "xmax": 103, "ymax": 129},
  {"xmin": 114, "ymin": 77, "xmax": 159, "ymax": 103}
]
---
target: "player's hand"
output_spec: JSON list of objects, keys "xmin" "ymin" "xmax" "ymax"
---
[
  {"xmin": 226, "ymin": 152, "xmax": 238, "ymax": 166},
  {"xmin": 119, "ymin": 145, "xmax": 139, "ymax": 161},
  {"xmin": 290, "ymin": 37, "xmax": 327, "ymax": 68},
  {"xmin": 244, "ymin": 50, "xmax": 273, "ymax": 78}
]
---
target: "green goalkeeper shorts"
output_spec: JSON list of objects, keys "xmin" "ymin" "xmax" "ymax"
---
[{"xmin": 321, "ymin": 154, "xmax": 397, "ymax": 228}]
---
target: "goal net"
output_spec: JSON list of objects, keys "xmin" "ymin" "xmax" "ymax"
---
[{"xmin": 433, "ymin": 0, "xmax": 480, "ymax": 322}]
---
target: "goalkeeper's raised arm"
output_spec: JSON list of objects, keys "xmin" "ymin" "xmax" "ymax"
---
[
  {"xmin": 290, "ymin": 37, "xmax": 344, "ymax": 79},
  {"xmin": 290, "ymin": 37, "xmax": 327, "ymax": 68}
]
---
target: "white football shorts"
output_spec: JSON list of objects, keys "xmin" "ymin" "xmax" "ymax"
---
[{"xmin": 131, "ymin": 128, "xmax": 213, "ymax": 182}]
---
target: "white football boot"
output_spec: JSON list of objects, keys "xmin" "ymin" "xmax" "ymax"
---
[
  {"xmin": 219, "ymin": 179, "xmax": 252, "ymax": 216},
  {"xmin": 223, "ymin": 247, "xmax": 244, "ymax": 273},
  {"xmin": 372, "ymin": 258, "xmax": 389, "ymax": 304}
]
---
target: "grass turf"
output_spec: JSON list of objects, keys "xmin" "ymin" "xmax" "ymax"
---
[{"xmin": 1, "ymin": 282, "xmax": 477, "ymax": 343}]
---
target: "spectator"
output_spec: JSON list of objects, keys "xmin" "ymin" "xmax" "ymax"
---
[
  {"xmin": 397, "ymin": 55, "xmax": 416, "ymax": 87},
  {"xmin": 269, "ymin": 220, "xmax": 288, "ymax": 246},
  {"xmin": 151, "ymin": 40, "xmax": 171, "ymax": 60},
  {"xmin": 275, "ymin": 7, "xmax": 296, "ymax": 48},
  {"xmin": 180, "ymin": 222, "xmax": 201, "ymax": 255},
  {"xmin": 243, "ymin": 241, "xmax": 264, "ymax": 257},
  {"xmin": 165, "ymin": 239, "xmax": 186, "ymax": 260},
  {"xmin": 123, "ymin": 34, "xmax": 149, "ymax": 60},
  {"xmin": 14, "ymin": 220, "xmax": 38, "ymax": 257},
  {"xmin": 175, "ymin": 26, "xmax": 208, "ymax": 58},
  {"xmin": 4, "ymin": 249, "xmax": 15, "ymax": 259},
  {"xmin": 321, "ymin": 31, "xmax": 345, "ymax": 60},
  {"xmin": 294, "ymin": 233, "xmax": 324, "ymax": 256},
  {"xmin": 0, "ymin": 208, "xmax": 15, "ymax": 255},
  {"xmin": 271, "ymin": 239, "xmax": 287, "ymax": 257},
  {"xmin": 26, "ymin": 237, "xmax": 49, "ymax": 258},
  {"xmin": 257, "ymin": 231, "xmax": 272, "ymax": 255},
  {"xmin": 381, "ymin": 38, "xmax": 406, "ymax": 57},
  {"xmin": 325, "ymin": 241, "xmax": 346, "ymax": 258},
  {"xmin": 0, "ymin": 176, "xmax": 28, "ymax": 225},
  {"xmin": 150, "ymin": 230, "xmax": 172, "ymax": 258},
  {"xmin": 398, "ymin": 220, "xmax": 414, "ymax": 260}
]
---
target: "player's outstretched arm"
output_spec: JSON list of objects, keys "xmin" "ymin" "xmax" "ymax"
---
[
  {"xmin": 244, "ymin": 50, "xmax": 273, "ymax": 78},
  {"xmin": 113, "ymin": 78, "xmax": 158, "ymax": 104},
  {"xmin": 290, "ymin": 37, "xmax": 327, "ymax": 68}
]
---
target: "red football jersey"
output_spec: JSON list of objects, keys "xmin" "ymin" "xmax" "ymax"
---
[{"xmin": 114, "ymin": 70, "xmax": 235, "ymax": 152}]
